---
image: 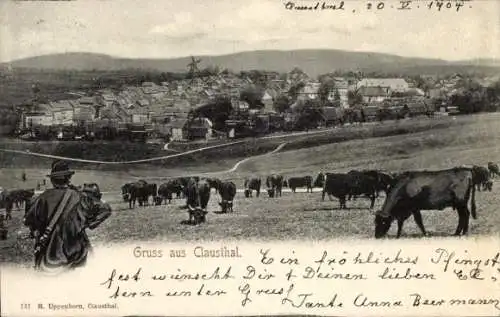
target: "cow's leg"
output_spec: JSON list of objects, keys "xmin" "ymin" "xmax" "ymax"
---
[
  {"xmin": 339, "ymin": 196, "xmax": 346, "ymax": 209},
  {"xmin": 256, "ymin": 189, "xmax": 260, "ymax": 198},
  {"xmin": 461, "ymin": 205, "xmax": 471, "ymax": 235},
  {"xmin": 369, "ymin": 193, "xmax": 376, "ymax": 209},
  {"xmin": 396, "ymin": 219, "xmax": 404, "ymax": 238},
  {"xmin": 322, "ymin": 190, "xmax": 326, "ymax": 201},
  {"xmin": 412, "ymin": 210, "xmax": 427, "ymax": 236},
  {"xmin": 454, "ymin": 206, "xmax": 465, "ymax": 236}
]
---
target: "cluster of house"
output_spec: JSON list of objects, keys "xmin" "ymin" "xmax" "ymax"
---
[{"xmin": 19, "ymin": 70, "xmax": 497, "ymax": 141}]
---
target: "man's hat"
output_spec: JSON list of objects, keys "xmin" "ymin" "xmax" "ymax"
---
[{"xmin": 47, "ymin": 160, "xmax": 75, "ymax": 178}]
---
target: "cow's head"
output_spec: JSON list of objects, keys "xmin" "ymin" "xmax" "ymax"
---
[
  {"xmin": 283, "ymin": 179, "xmax": 288, "ymax": 187},
  {"xmin": 374, "ymin": 214, "xmax": 392, "ymax": 238},
  {"xmin": 188, "ymin": 205, "xmax": 208, "ymax": 224},
  {"xmin": 219, "ymin": 200, "xmax": 233, "ymax": 213},
  {"xmin": 314, "ymin": 173, "xmax": 325, "ymax": 188},
  {"xmin": 267, "ymin": 188, "xmax": 275, "ymax": 198},
  {"xmin": 123, "ymin": 193, "xmax": 131, "ymax": 202}
]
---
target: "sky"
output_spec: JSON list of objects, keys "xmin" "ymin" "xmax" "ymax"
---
[{"xmin": 0, "ymin": 0, "xmax": 498, "ymax": 63}]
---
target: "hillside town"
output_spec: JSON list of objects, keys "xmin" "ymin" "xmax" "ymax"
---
[{"xmin": 6, "ymin": 65, "xmax": 500, "ymax": 143}]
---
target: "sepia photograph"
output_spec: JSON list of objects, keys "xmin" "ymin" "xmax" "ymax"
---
[{"xmin": 0, "ymin": 0, "xmax": 499, "ymax": 295}]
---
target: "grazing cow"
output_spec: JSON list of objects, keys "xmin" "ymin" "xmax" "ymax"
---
[
  {"xmin": 286, "ymin": 176, "xmax": 313, "ymax": 193},
  {"xmin": 266, "ymin": 174, "xmax": 284, "ymax": 197},
  {"xmin": 346, "ymin": 170, "xmax": 378, "ymax": 208},
  {"xmin": 360, "ymin": 170, "xmax": 395, "ymax": 197},
  {"xmin": 206, "ymin": 178, "xmax": 223, "ymax": 194},
  {"xmin": 178, "ymin": 176, "xmax": 200, "ymax": 197},
  {"xmin": 488, "ymin": 162, "xmax": 500, "ymax": 178},
  {"xmin": 321, "ymin": 173, "xmax": 350, "ymax": 209},
  {"xmin": 244, "ymin": 177, "xmax": 261, "ymax": 198},
  {"xmin": 322, "ymin": 172, "xmax": 377, "ymax": 209},
  {"xmin": 157, "ymin": 179, "xmax": 184, "ymax": 205},
  {"xmin": 185, "ymin": 178, "xmax": 211, "ymax": 224},
  {"xmin": 218, "ymin": 181, "xmax": 237, "ymax": 213},
  {"xmin": 472, "ymin": 165, "xmax": 492, "ymax": 192},
  {"xmin": 127, "ymin": 180, "xmax": 156, "ymax": 209},
  {"xmin": 144, "ymin": 183, "xmax": 157, "ymax": 206},
  {"xmin": 121, "ymin": 182, "xmax": 135, "ymax": 202},
  {"xmin": 374, "ymin": 167, "xmax": 476, "ymax": 239}
]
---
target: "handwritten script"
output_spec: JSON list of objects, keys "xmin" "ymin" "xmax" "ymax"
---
[
  {"xmin": 98, "ymin": 245, "xmax": 500, "ymax": 313},
  {"xmin": 282, "ymin": 0, "xmax": 475, "ymax": 13}
]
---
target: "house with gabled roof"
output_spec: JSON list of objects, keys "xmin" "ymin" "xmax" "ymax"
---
[
  {"xmin": 23, "ymin": 103, "xmax": 54, "ymax": 127},
  {"xmin": 69, "ymin": 100, "xmax": 95, "ymax": 123},
  {"xmin": 358, "ymin": 86, "xmax": 390, "ymax": 103},
  {"xmin": 357, "ymin": 78, "xmax": 409, "ymax": 93},
  {"xmin": 169, "ymin": 118, "xmax": 189, "ymax": 141},
  {"xmin": 49, "ymin": 100, "xmax": 74, "ymax": 125}
]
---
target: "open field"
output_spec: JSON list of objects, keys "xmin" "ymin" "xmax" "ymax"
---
[{"xmin": 1, "ymin": 113, "xmax": 500, "ymax": 266}]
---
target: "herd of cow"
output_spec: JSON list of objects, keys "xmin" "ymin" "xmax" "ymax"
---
[
  {"xmin": 0, "ymin": 162, "xmax": 498, "ymax": 239},
  {"xmin": 118, "ymin": 161, "xmax": 499, "ymax": 238}
]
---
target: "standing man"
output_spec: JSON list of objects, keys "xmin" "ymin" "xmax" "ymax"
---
[{"xmin": 24, "ymin": 160, "xmax": 112, "ymax": 273}]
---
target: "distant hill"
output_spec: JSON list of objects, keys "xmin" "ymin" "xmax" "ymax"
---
[{"xmin": 3, "ymin": 50, "xmax": 500, "ymax": 77}]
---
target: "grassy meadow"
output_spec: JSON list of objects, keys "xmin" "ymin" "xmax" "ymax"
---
[{"xmin": 1, "ymin": 112, "xmax": 500, "ymax": 266}]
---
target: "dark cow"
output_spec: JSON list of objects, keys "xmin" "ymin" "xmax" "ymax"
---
[
  {"xmin": 185, "ymin": 178, "xmax": 211, "ymax": 224},
  {"xmin": 266, "ymin": 174, "xmax": 284, "ymax": 197},
  {"xmin": 346, "ymin": 170, "xmax": 378, "ymax": 208},
  {"xmin": 126, "ymin": 180, "xmax": 156, "ymax": 209},
  {"xmin": 488, "ymin": 162, "xmax": 500, "ymax": 178},
  {"xmin": 374, "ymin": 167, "xmax": 476, "ymax": 239},
  {"xmin": 144, "ymin": 183, "xmax": 157, "ymax": 206},
  {"xmin": 322, "ymin": 172, "xmax": 377, "ymax": 209},
  {"xmin": 321, "ymin": 173, "xmax": 350, "ymax": 209},
  {"xmin": 121, "ymin": 182, "xmax": 135, "ymax": 202},
  {"xmin": 178, "ymin": 176, "xmax": 200, "ymax": 197},
  {"xmin": 360, "ymin": 170, "xmax": 394, "ymax": 197},
  {"xmin": 286, "ymin": 176, "xmax": 313, "ymax": 193},
  {"xmin": 157, "ymin": 179, "xmax": 184, "ymax": 205},
  {"xmin": 218, "ymin": 181, "xmax": 237, "ymax": 213},
  {"xmin": 244, "ymin": 177, "xmax": 261, "ymax": 198},
  {"xmin": 206, "ymin": 178, "xmax": 223, "ymax": 194},
  {"xmin": 472, "ymin": 165, "xmax": 492, "ymax": 192}
]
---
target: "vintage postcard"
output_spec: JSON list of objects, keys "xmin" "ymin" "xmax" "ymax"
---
[{"xmin": 0, "ymin": 0, "xmax": 499, "ymax": 316}]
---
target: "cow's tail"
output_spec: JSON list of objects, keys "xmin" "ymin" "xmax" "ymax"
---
[{"xmin": 470, "ymin": 178, "xmax": 477, "ymax": 220}]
